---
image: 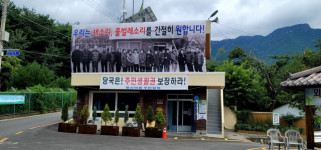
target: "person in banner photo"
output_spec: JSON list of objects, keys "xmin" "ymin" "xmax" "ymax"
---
[
  {"xmin": 115, "ymin": 48, "xmax": 122, "ymax": 72},
  {"xmin": 139, "ymin": 49, "xmax": 146, "ymax": 72},
  {"xmin": 170, "ymin": 49, "xmax": 178, "ymax": 72},
  {"xmin": 121, "ymin": 49, "xmax": 127, "ymax": 72},
  {"xmin": 126, "ymin": 50, "xmax": 134, "ymax": 72},
  {"xmin": 159, "ymin": 49, "xmax": 165, "ymax": 72},
  {"xmin": 81, "ymin": 44, "xmax": 91, "ymax": 72},
  {"xmin": 71, "ymin": 45, "xmax": 81, "ymax": 73},
  {"xmin": 133, "ymin": 49, "xmax": 139, "ymax": 72},
  {"xmin": 193, "ymin": 47, "xmax": 199, "ymax": 72},
  {"xmin": 91, "ymin": 45, "xmax": 101, "ymax": 72},
  {"xmin": 100, "ymin": 47, "xmax": 108, "ymax": 72},
  {"xmin": 196, "ymin": 47, "xmax": 204, "ymax": 72},
  {"xmin": 109, "ymin": 47, "xmax": 116, "ymax": 72},
  {"xmin": 163, "ymin": 49, "xmax": 171, "ymax": 72},
  {"xmin": 146, "ymin": 49, "xmax": 154, "ymax": 72},
  {"xmin": 185, "ymin": 47, "xmax": 194, "ymax": 72},
  {"xmin": 178, "ymin": 49, "xmax": 186, "ymax": 72},
  {"xmin": 153, "ymin": 50, "xmax": 160, "ymax": 72}
]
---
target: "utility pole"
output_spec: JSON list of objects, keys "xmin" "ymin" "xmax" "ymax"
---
[{"xmin": 0, "ymin": 0, "xmax": 8, "ymax": 72}]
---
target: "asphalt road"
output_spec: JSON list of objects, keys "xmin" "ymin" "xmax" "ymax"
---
[{"xmin": 0, "ymin": 112, "xmax": 268, "ymax": 150}]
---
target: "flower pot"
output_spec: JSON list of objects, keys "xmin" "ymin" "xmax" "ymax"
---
[
  {"xmin": 78, "ymin": 124, "xmax": 97, "ymax": 134},
  {"xmin": 122, "ymin": 127, "xmax": 140, "ymax": 137},
  {"xmin": 145, "ymin": 127, "xmax": 162, "ymax": 138},
  {"xmin": 58, "ymin": 123, "xmax": 77, "ymax": 133},
  {"xmin": 101, "ymin": 126, "xmax": 119, "ymax": 136}
]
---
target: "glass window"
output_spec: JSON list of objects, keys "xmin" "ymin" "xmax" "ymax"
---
[
  {"xmin": 117, "ymin": 93, "xmax": 140, "ymax": 111},
  {"xmin": 93, "ymin": 93, "xmax": 116, "ymax": 111}
]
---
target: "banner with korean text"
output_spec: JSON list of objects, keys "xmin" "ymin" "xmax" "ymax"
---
[
  {"xmin": 71, "ymin": 21, "xmax": 207, "ymax": 73},
  {"xmin": 0, "ymin": 95, "xmax": 25, "ymax": 105},
  {"xmin": 306, "ymin": 88, "xmax": 321, "ymax": 106},
  {"xmin": 100, "ymin": 76, "xmax": 188, "ymax": 90}
]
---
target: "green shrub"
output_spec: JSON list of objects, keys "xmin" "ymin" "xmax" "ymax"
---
[
  {"xmin": 92, "ymin": 106, "xmax": 97, "ymax": 125},
  {"xmin": 147, "ymin": 106, "xmax": 154, "ymax": 122},
  {"xmin": 80, "ymin": 105, "xmax": 89, "ymax": 124},
  {"xmin": 72, "ymin": 105, "xmax": 77, "ymax": 123},
  {"xmin": 154, "ymin": 110, "xmax": 166, "ymax": 127},
  {"xmin": 101, "ymin": 104, "xmax": 112, "ymax": 125},
  {"xmin": 124, "ymin": 105, "xmax": 129, "ymax": 125},
  {"xmin": 281, "ymin": 113, "xmax": 303, "ymax": 127},
  {"xmin": 235, "ymin": 123, "xmax": 252, "ymax": 131},
  {"xmin": 115, "ymin": 109, "xmax": 119, "ymax": 126},
  {"xmin": 236, "ymin": 110, "xmax": 252, "ymax": 123},
  {"xmin": 133, "ymin": 104, "xmax": 144, "ymax": 124},
  {"xmin": 61, "ymin": 101, "xmax": 69, "ymax": 122},
  {"xmin": 254, "ymin": 125, "xmax": 266, "ymax": 132}
]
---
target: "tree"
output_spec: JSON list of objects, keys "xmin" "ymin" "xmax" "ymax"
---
[
  {"xmin": 80, "ymin": 105, "xmax": 89, "ymax": 125},
  {"xmin": 6, "ymin": 61, "xmax": 55, "ymax": 89},
  {"xmin": 147, "ymin": 106, "xmax": 154, "ymax": 122},
  {"xmin": 124, "ymin": 105, "xmax": 129, "ymax": 125},
  {"xmin": 228, "ymin": 46, "xmax": 247, "ymax": 65},
  {"xmin": 133, "ymin": 104, "xmax": 144, "ymax": 124},
  {"xmin": 101, "ymin": 104, "xmax": 112, "ymax": 125},
  {"xmin": 115, "ymin": 109, "xmax": 119, "ymax": 126},
  {"xmin": 215, "ymin": 60, "xmax": 267, "ymax": 110},
  {"xmin": 61, "ymin": 101, "xmax": 69, "ymax": 122}
]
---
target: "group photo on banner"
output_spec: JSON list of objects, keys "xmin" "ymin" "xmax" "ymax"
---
[{"xmin": 71, "ymin": 21, "xmax": 207, "ymax": 73}]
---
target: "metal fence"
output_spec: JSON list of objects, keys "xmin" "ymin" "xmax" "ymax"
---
[{"xmin": 0, "ymin": 88, "xmax": 77, "ymax": 116}]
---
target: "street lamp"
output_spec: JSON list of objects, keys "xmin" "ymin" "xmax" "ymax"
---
[{"xmin": 208, "ymin": 10, "xmax": 218, "ymax": 20}]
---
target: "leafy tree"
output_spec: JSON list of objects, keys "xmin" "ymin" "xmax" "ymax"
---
[
  {"xmin": 228, "ymin": 46, "xmax": 247, "ymax": 65},
  {"xmin": 115, "ymin": 109, "xmax": 119, "ymax": 126},
  {"xmin": 0, "ymin": 56, "xmax": 21, "ymax": 90},
  {"xmin": 147, "ymin": 106, "xmax": 154, "ymax": 122},
  {"xmin": 124, "ymin": 105, "xmax": 129, "ymax": 125},
  {"xmin": 50, "ymin": 77, "xmax": 71, "ymax": 90},
  {"xmin": 6, "ymin": 61, "xmax": 55, "ymax": 89},
  {"xmin": 133, "ymin": 104, "xmax": 144, "ymax": 124},
  {"xmin": 80, "ymin": 105, "xmax": 89, "ymax": 125},
  {"xmin": 61, "ymin": 101, "xmax": 69, "ymax": 122},
  {"xmin": 101, "ymin": 104, "xmax": 112, "ymax": 125}
]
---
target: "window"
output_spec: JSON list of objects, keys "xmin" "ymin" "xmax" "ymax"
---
[
  {"xmin": 91, "ymin": 92, "xmax": 139, "ymax": 118},
  {"xmin": 117, "ymin": 93, "xmax": 140, "ymax": 111},
  {"xmin": 92, "ymin": 93, "xmax": 115, "ymax": 111}
]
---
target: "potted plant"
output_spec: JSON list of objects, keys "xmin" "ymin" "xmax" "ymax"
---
[
  {"xmin": 146, "ymin": 109, "xmax": 165, "ymax": 138},
  {"xmin": 78, "ymin": 105, "xmax": 97, "ymax": 134},
  {"xmin": 58, "ymin": 102, "xmax": 77, "ymax": 133},
  {"xmin": 122, "ymin": 104, "xmax": 143, "ymax": 137},
  {"xmin": 101, "ymin": 104, "xmax": 119, "ymax": 135},
  {"xmin": 145, "ymin": 106, "xmax": 159, "ymax": 137}
]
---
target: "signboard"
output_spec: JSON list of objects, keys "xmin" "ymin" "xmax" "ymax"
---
[
  {"xmin": 199, "ymin": 103, "xmax": 206, "ymax": 114},
  {"xmin": 0, "ymin": 95, "xmax": 25, "ymax": 105},
  {"xmin": 198, "ymin": 114, "xmax": 207, "ymax": 120},
  {"xmin": 306, "ymin": 88, "xmax": 321, "ymax": 106},
  {"xmin": 100, "ymin": 76, "xmax": 188, "ymax": 90},
  {"xmin": 6, "ymin": 51, "xmax": 20, "ymax": 56},
  {"xmin": 273, "ymin": 113, "xmax": 279, "ymax": 125},
  {"xmin": 71, "ymin": 20, "xmax": 207, "ymax": 73}
]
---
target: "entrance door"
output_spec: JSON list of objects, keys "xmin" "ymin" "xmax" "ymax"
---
[{"xmin": 167, "ymin": 98, "xmax": 194, "ymax": 132}]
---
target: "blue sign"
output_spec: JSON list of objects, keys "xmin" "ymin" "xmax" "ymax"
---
[
  {"xmin": 6, "ymin": 51, "xmax": 20, "ymax": 56},
  {"xmin": 194, "ymin": 96, "xmax": 199, "ymax": 101}
]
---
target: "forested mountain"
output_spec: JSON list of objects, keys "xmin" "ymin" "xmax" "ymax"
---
[{"xmin": 211, "ymin": 24, "xmax": 321, "ymax": 61}]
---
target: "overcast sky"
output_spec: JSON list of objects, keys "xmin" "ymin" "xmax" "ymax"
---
[{"xmin": 12, "ymin": 0, "xmax": 321, "ymax": 41}]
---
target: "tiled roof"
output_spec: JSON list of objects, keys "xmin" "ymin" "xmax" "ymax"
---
[{"xmin": 280, "ymin": 66, "xmax": 321, "ymax": 88}]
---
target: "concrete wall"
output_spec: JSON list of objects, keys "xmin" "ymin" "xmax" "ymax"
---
[{"xmin": 224, "ymin": 106, "xmax": 236, "ymax": 130}]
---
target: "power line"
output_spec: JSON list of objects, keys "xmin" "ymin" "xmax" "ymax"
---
[
  {"xmin": 82, "ymin": 0, "xmax": 119, "ymax": 22},
  {"xmin": 86, "ymin": 0, "xmax": 119, "ymax": 19},
  {"xmin": 217, "ymin": 23, "xmax": 257, "ymax": 36},
  {"xmin": 20, "ymin": 50, "xmax": 70, "ymax": 59}
]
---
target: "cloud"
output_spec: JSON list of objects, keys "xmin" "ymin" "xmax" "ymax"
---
[{"xmin": 13, "ymin": 0, "xmax": 321, "ymax": 40}]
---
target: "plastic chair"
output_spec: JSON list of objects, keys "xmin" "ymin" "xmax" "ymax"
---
[
  {"xmin": 267, "ymin": 129, "xmax": 286, "ymax": 150},
  {"xmin": 285, "ymin": 130, "xmax": 304, "ymax": 150}
]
